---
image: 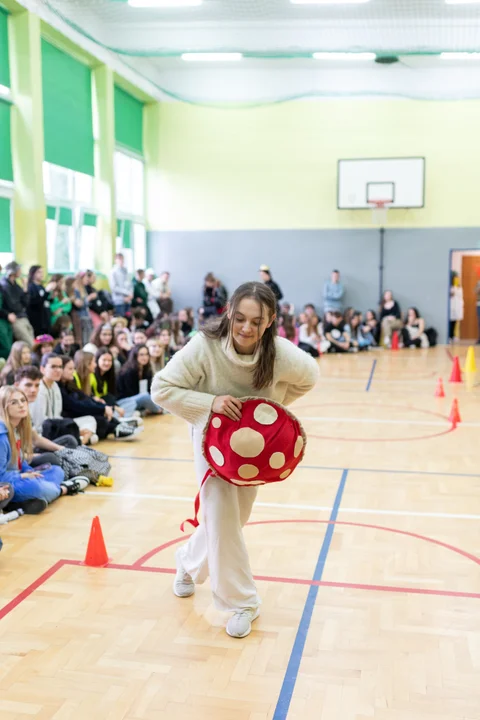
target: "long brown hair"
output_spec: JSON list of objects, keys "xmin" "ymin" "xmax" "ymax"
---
[
  {"xmin": 203, "ymin": 281, "xmax": 277, "ymax": 389},
  {"xmin": 0, "ymin": 386, "xmax": 33, "ymax": 465},
  {"xmin": 0, "ymin": 341, "xmax": 31, "ymax": 385},
  {"xmin": 306, "ymin": 314, "xmax": 319, "ymax": 337},
  {"xmin": 74, "ymin": 350, "xmax": 94, "ymax": 395}
]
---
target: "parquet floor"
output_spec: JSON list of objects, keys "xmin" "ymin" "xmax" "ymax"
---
[{"xmin": 0, "ymin": 346, "xmax": 479, "ymax": 720}]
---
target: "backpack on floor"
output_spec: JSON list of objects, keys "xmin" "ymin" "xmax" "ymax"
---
[
  {"xmin": 55, "ymin": 446, "xmax": 111, "ymax": 485},
  {"xmin": 425, "ymin": 327, "xmax": 438, "ymax": 347}
]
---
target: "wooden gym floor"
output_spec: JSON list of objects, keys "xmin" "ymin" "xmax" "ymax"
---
[{"xmin": 0, "ymin": 346, "xmax": 479, "ymax": 720}]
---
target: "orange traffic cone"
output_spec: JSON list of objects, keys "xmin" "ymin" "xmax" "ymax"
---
[
  {"xmin": 391, "ymin": 330, "xmax": 400, "ymax": 351},
  {"xmin": 84, "ymin": 516, "xmax": 109, "ymax": 567},
  {"xmin": 434, "ymin": 377, "xmax": 445, "ymax": 398},
  {"xmin": 449, "ymin": 356, "xmax": 462, "ymax": 383},
  {"xmin": 448, "ymin": 399, "xmax": 461, "ymax": 427}
]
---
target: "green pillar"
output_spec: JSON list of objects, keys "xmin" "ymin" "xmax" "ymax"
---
[
  {"xmin": 144, "ymin": 101, "xmax": 161, "ymax": 233},
  {"xmin": 8, "ymin": 10, "xmax": 46, "ymax": 269},
  {"xmin": 92, "ymin": 64, "xmax": 116, "ymax": 276}
]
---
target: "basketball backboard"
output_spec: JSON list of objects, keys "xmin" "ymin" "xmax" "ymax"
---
[{"xmin": 337, "ymin": 157, "xmax": 425, "ymax": 209}]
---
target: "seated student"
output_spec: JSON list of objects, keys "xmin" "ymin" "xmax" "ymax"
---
[
  {"xmin": 298, "ymin": 314, "xmax": 322, "ymax": 357},
  {"xmin": 116, "ymin": 345, "xmax": 162, "ymax": 416},
  {"xmin": 113, "ymin": 329, "xmax": 131, "ymax": 367},
  {"xmin": 156, "ymin": 328, "xmax": 175, "ymax": 365},
  {"xmin": 146, "ymin": 337, "xmax": 166, "ymax": 375},
  {"xmin": 132, "ymin": 269, "xmax": 153, "ymax": 325},
  {"xmin": 84, "ymin": 269, "xmax": 113, "ymax": 327},
  {"xmin": 364, "ymin": 309, "xmax": 380, "ymax": 345},
  {"xmin": 0, "ymin": 386, "xmax": 87, "ymax": 515},
  {"xmin": 29, "ymin": 353, "xmax": 94, "ymax": 446},
  {"xmin": 129, "ymin": 308, "xmax": 150, "ymax": 334},
  {"xmin": 83, "ymin": 323, "xmax": 115, "ymax": 356},
  {"xmin": 31, "ymin": 334, "xmax": 55, "ymax": 366},
  {"xmin": 178, "ymin": 308, "xmax": 194, "ymax": 337},
  {"xmin": 53, "ymin": 329, "xmax": 80, "ymax": 359},
  {"xmin": 60, "ymin": 356, "xmax": 140, "ymax": 440},
  {"xmin": 169, "ymin": 316, "xmax": 185, "ymax": 352},
  {"xmin": 402, "ymin": 307, "xmax": 429, "ymax": 348},
  {"xmin": 324, "ymin": 311, "xmax": 352, "ymax": 353},
  {"xmin": 0, "ymin": 341, "xmax": 32, "ymax": 386},
  {"xmin": 278, "ymin": 313, "xmax": 299, "ymax": 345},
  {"xmin": 379, "ymin": 290, "xmax": 403, "ymax": 347},
  {"xmin": 15, "ymin": 366, "xmax": 80, "ymax": 463},
  {"xmin": 0, "ymin": 483, "xmax": 15, "ymax": 523},
  {"xmin": 132, "ymin": 329, "xmax": 148, "ymax": 346},
  {"xmin": 346, "ymin": 312, "xmax": 375, "ymax": 351},
  {"xmin": 303, "ymin": 303, "xmax": 316, "ymax": 318}
]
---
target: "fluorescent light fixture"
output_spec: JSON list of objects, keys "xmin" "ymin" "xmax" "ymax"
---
[
  {"xmin": 181, "ymin": 53, "xmax": 243, "ymax": 62},
  {"xmin": 313, "ymin": 52, "xmax": 376, "ymax": 60},
  {"xmin": 445, "ymin": 0, "xmax": 480, "ymax": 4},
  {"xmin": 292, "ymin": 0, "xmax": 370, "ymax": 5},
  {"xmin": 128, "ymin": 0, "xmax": 202, "ymax": 8},
  {"xmin": 440, "ymin": 52, "xmax": 480, "ymax": 59},
  {"xmin": 0, "ymin": 85, "xmax": 10, "ymax": 97}
]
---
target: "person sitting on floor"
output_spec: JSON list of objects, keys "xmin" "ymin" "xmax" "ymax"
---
[
  {"xmin": 0, "ymin": 341, "xmax": 32, "ymax": 386},
  {"xmin": 53, "ymin": 329, "xmax": 80, "ymax": 359},
  {"xmin": 31, "ymin": 334, "xmax": 55, "ymax": 366},
  {"xmin": 60, "ymin": 356, "xmax": 141, "ymax": 441},
  {"xmin": 401, "ymin": 307, "xmax": 429, "ymax": 349},
  {"xmin": 116, "ymin": 345, "xmax": 162, "ymax": 416},
  {"xmin": 324, "ymin": 311, "xmax": 352, "ymax": 353},
  {"xmin": 346, "ymin": 312, "xmax": 375, "ymax": 351},
  {"xmin": 0, "ymin": 385, "xmax": 88, "ymax": 516}
]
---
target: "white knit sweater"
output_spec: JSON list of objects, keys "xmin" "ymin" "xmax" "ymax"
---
[{"xmin": 151, "ymin": 333, "xmax": 319, "ymax": 428}]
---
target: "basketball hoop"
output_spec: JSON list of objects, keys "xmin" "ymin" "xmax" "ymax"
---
[{"xmin": 368, "ymin": 199, "xmax": 391, "ymax": 227}]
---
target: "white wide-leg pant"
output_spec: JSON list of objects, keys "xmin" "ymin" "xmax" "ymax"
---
[{"xmin": 178, "ymin": 427, "xmax": 260, "ymax": 613}]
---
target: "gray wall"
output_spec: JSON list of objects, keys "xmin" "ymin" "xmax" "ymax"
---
[{"xmin": 147, "ymin": 228, "xmax": 480, "ymax": 342}]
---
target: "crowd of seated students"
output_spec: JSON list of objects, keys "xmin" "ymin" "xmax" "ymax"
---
[
  {"xmin": 0, "ymin": 256, "xmax": 195, "ymax": 536},
  {"xmin": 278, "ymin": 291, "xmax": 437, "ymax": 358}
]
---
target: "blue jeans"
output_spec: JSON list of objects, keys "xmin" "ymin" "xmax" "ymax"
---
[
  {"xmin": 118, "ymin": 393, "xmax": 162, "ymax": 415},
  {"xmin": 114, "ymin": 303, "xmax": 129, "ymax": 317},
  {"xmin": 12, "ymin": 465, "xmax": 65, "ymax": 504}
]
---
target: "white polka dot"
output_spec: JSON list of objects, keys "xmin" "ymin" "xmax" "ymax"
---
[
  {"xmin": 254, "ymin": 403, "xmax": 278, "ymax": 426},
  {"xmin": 231, "ymin": 479, "xmax": 264, "ymax": 486},
  {"xmin": 209, "ymin": 446, "xmax": 225, "ymax": 467},
  {"xmin": 230, "ymin": 428, "xmax": 265, "ymax": 458},
  {"xmin": 280, "ymin": 469, "xmax": 291, "ymax": 479},
  {"xmin": 238, "ymin": 464, "xmax": 259, "ymax": 479},
  {"xmin": 294, "ymin": 435, "xmax": 304, "ymax": 458},
  {"xmin": 269, "ymin": 452, "xmax": 285, "ymax": 469},
  {"xmin": 212, "ymin": 417, "xmax": 222, "ymax": 429}
]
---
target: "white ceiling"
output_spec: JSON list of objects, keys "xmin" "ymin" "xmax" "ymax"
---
[{"xmin": 35, "ymin": 0, "xmax": 480, "ymax": 103}]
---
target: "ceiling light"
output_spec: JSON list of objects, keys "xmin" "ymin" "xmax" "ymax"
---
[
  {"xmin": 440, "ymin": 52, "xmax": 480, "ymax": 59},
  {"xmin": 128, "ymin": 0, "xmax": 202, "ymax": 8},
  {"xmin": 313, "ymin": 52, "xmax": 376, "ymax": 60},
  {"xmin": 445, "ymin": 0, "xmax": 480, "ymax": 4},
  {"xmin": 181, "ymin": 53, "xmax": 243, "ymax": 62},
  {"xmin": 292, "ymin": 0, "xmax": 371, "ymax": 5},
  {"xmin": 0, "ymin": 85, "xmax": 10, "ymax": 97}
]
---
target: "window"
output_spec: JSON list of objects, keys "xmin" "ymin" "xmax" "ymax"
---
[
  {"xmin": 115, "ymin": 150, "xmax": 144, "ymax": 217},
  {"xmin": 44, "ymin": 162, "xmax": 96, "ymax": 272}
]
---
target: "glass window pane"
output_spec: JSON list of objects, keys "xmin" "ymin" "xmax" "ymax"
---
[
  {"xmin": 44, "ymin": 162, "xmax": 73, "ymax": 201},
  {"xmin": 46, "ymin": 220, "xmax": 73, "ymax": 271},
  {"xmin": 114, "ymin": 150, "xmax": 131, "ymax": 214},
  {"xmin": 131, "ymin": 157, "xmax": 144, "ymax": 216},
  {"xmin": 133, "ymin": 223, "xmax": 146, "ymax": 270},
  {"xmin": 74, "ymin": 171, "xmax": 93, "ymax": 205},
  {"xmin": 79, "ymin": 225, "xmax": 96, "ymax": 269}
]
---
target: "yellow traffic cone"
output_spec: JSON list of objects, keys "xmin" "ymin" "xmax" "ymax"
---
[{"xmin": 464, "ymin": 346, "xmax": 477, "ymax": 374}]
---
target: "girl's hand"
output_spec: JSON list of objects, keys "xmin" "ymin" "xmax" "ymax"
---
[
  {"xmin": 104, "ymin": 406, "xmax": 113, "ymax": 420},
  {"xmin": 115, "ymin": 406, "xmax": 125, "ymax": 417},
  {"xmin": 21, "ymin": 471, "xmax": 42, "ymax": 479},
  {"xmin": 0, "ymin": 486, "xmax": 10, "ymax": 501},
  {"xmin": 212, "ymin": 395, "xmax": 243, "ymax": 422}
]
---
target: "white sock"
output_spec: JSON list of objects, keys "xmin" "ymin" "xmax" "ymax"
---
[{"xmin": 0, "ymin": 508, "xmax": 24, "ymax": 524}]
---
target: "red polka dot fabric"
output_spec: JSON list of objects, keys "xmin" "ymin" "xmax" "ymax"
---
[{"xmin": 203, "ymin": 397, "xmax": 306, "ymax": 487}]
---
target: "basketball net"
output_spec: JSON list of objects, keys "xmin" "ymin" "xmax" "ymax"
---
[{"xmin": 368, "ymin": 200, "xmax": 391, "ymax": 227}]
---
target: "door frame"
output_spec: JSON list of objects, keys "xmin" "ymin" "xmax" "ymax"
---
[{"xmin": 448, "ymin": 247, "xmax": 480, "ymax": 342}]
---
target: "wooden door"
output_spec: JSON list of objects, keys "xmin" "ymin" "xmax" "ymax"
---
[{"xmin": 460, "ymin": 255, "xmax": 480, "ymax": 340}]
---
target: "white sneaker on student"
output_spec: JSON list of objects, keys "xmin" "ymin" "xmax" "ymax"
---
[
  {"xmin": 173, "ymin": 548, "xmax": 195, "ymax": 598},
  {"xmin": 226, "ymin": 608, "xmax": 260, "ymax": 639}
]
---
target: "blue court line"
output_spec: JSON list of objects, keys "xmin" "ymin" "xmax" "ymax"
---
[
  {"xmin": 109, "ymin": 456, "xmax": 480, "ymax": 478},
  {"xmin": 272, "ymin": 469, "xmax": 349, "ymax": 720},
  {"xmin": 365, "ymin": 359, "xmax": 377, "ymax": 392}
]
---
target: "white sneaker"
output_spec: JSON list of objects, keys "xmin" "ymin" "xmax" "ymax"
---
[
  {"xmin": 123, "ymin": 416, "xmax": 144, "ymax": 428},
  {"xmin": 226, "ymin": 608, "xmax": 260, "ymax": 638},
  {"xmin": 89, "ymin": 434, "xmax": 99, "ymax": 445},
  {"xmin": 173, "ymin": 548, "xmax": 195, "ymax": 598}
]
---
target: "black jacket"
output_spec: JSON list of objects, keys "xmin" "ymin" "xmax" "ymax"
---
[
  {"xmin": 116, "ymin": 367, "xmax": 152, "ymax": 399},
  {"xmin": 266, "ymin": 279, "xmax": 283, "ymax": 302},
  {"xmin": 27, "ymin": 283, "xmax": 51, "ymax": 336},
  {"xmin": 59, "ymin": 382, "xmax": 108, "ymax": 419},
  {"xmin": 0, "ymin": 277, "xmax": 28, "ymax": 317},
  {"xmin": 53, "ymin": 342, "xmax": 80, "ymax": 358},
  {"xmin": 86, "ymin": 285, "xmax": 114, "ymax": 317}
]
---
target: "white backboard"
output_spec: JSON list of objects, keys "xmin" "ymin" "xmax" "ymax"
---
[{"xmin": 337, "ymin": 157, "xmax": 425, "ymax": 209}]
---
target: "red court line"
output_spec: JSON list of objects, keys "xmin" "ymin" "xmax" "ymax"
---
[
  {"xmin": 309, "ymin": 425, "xmax": 456, "ymax": 443},
  {"xmin": 1, "ymin": 518, "xmax": 479, "ymax": 623},
  {"xmin": 0, "ymin": 559, "xmax": 67, "ymax": 621}
]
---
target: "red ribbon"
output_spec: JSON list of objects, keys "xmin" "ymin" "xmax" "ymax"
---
[
  {"xmin": 180, "ymin": 469, "xmax": 212, "ymax": 532},
  {"xmin": 16, "ymin": 439, "xmax": 21, "ymax": 471}
]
